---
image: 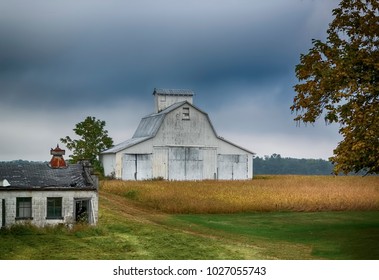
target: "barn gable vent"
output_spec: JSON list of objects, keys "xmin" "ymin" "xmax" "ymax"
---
[{"xmin": 49, "ymin": 145, "xmax": 67, "ymax": 168}]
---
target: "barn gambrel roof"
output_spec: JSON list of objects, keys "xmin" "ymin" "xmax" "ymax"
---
[
  {"xmin": 101, "ymin": 101, "xmax": 254, "ymax": 155},
  {"xmin": 102, "ymin": 102, "xmax": 189, "ymax": 154}
]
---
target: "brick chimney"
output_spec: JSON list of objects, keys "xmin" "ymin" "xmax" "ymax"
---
[{"xmin": 49, "ymin": 145, "xmax": 67, "ymax": 168}]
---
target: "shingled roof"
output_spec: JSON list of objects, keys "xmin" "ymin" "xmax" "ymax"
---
[{"xmin": 0, "ymin": 161, "xmax": 96, "ymax": 189}]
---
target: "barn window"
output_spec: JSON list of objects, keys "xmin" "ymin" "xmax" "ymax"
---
[
  {"xmin": 182, "ymin": 107, "xmax": 190, "ymax": 120},
  {"xmin": 46, "ymin": 197, "xmax": 63, "ymax": 219},
  {"xmin": 16, "ymin": 197, "xmax": 32, "ymax": 219}
]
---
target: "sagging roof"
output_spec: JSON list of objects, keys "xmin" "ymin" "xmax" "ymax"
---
[
  {"xmin": 0, "ymin": 161, "xmax": 96, "ymax": 190},
  {"xmin": 153, "ymin": 88, "xmax": 194, "ymax": 96}
]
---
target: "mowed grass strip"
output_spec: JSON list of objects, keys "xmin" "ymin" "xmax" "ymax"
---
[
  {"xmin": 101, "ymin": 175, "xmax": 379, "ymax": 213},
  {"xmin": 169, "ymin": 211, "xmax": 379, "ymax": 260}
]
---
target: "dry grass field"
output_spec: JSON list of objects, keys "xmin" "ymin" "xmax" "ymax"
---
[
  {"xmin": 101, "ymin": 175, "xmax": 379, "ymax": 214},
  {"xmin": 2, "ymin": 175, "xmax": 378, "ymax": 259}
]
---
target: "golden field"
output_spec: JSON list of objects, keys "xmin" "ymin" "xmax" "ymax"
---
[{"xmin": 100, "ymin": 175, "xmax": 379, "ymax": 214}]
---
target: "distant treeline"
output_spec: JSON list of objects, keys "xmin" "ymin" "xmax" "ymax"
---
[{"xmin": 253, "ymin": 154, "xmax": 334, "ymax": 175}]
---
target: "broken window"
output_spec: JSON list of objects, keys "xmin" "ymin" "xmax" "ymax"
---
[
  {"xmin": 75, "ymin": 199, "xmax": 90, "ymax": 223},
  {"xmin": 46, "ymin": 197, "xmax": 62, "ymax": 219},
  {"xmin": 16, "ymin": 197, "xmax": 32, "ymax": 219}
]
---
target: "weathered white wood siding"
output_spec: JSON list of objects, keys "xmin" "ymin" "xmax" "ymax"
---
[
  {"xmin": 217, "ymin": 154, "xmax": 249, "ymax": 180},
  {"xmin": 155, "ymin": 94, "xmax": 193, "ymax": 113},
  {"xmin": 167, "ymin": 147, "xmax": 203, "ymax": 180},
  {"xmin": 154, "ymin": 106, "xmax": 219, "ymax": 147},
  {"xmin": 100, "ymin": 154, "xmax": 116, "ymax": 178},
  {"xmin": 203, "ymin": 147, "xmax": 217, "ymax": 179},
  {"xmin": 112, "ymin": 139, "xmax": 153, "ymax": 178},
  {"xmin": 103, "ymin": 102, "xmax": 254, "ymax": 180},
  {"xmin": 122, "ymin": 154, "xmax": 152, "ymax": 180},
  {"xmin": 152, "ymin": 147, "xmax": 168, "ymax": 179}
]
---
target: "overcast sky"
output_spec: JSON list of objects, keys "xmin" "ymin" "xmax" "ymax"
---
[{"xmin": 0, "ymin": 0, "xmax": 342, "ymax": 162}]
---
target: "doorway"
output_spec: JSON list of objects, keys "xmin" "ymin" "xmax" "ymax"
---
[
  {"xmin": 1, "ymin": 199, "xmax": 5, "ymax": 228},
  {"xmin": 74, "ymin": 199, "xmax": 90, "ymax": 223}
]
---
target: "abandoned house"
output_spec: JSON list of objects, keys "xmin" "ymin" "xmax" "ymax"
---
[
  {"xmin": 100, "ymin": 88, "xmax": 254, "ymax": 180},
  {"xmin": 0, "ymin": 145, "xmax": 98, "ymax": 228}
]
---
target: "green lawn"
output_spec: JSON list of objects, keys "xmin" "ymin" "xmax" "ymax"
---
[
  {"xmin": 170, "ymin": 211, "xmax": 379, "ymax": 259},
  {"xmin": 1, "ymin": 211, "xmax": 378, "ymax": 260}
]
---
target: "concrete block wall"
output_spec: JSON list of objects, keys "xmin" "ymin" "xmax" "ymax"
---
[{"xmin": 0, "ymin": 190, "xmax": 98, "ymax": 228}]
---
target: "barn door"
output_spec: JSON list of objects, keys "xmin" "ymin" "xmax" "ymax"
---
[
  {"xmin": 152, "ymin": 147, "xmax": 168, "ymax": 179},
  {"xmin": 168, "ymin": 148, "xmax": 185, "ymax": 180},
  {"xmin": 122, "ymin": 154, "xmax": 136, "ymax": 180},
  {"xmin": 185, "ymin": 148, "xmax": 203, "ymax": 180},
  {"xmin": 203, "ymin": 148, "xmax": 217, "ymax": 179},
  {"xmin": 136, "ymin": 154, "xmax": 152, "ymax": 180},
  {"xmin": 217, "ymin": 154, "xmax": 248, "ymax": 180},
  {"xmin": 122, "ymin": 154, "xmax": 152, "ymax": 180},
  {"xmin": 169, "ymin": 147, "xmax": 203, "ymax": 180}
]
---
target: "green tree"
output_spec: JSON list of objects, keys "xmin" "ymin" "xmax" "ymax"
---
[
  {"xmin": 292, "ymin": 0, "xmax": 379, "ymax": 174},
  {"xmin": 60, "ymin": 116, "xmax": 113, "ymax": 174}
]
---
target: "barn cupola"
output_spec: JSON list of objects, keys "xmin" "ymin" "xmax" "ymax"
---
[
  {"xmin": 49, "ymin": 145, "xmax": 67, "ymax": 168},
  {"xmin": 153, "ymin": 88, "xmax": 194, "ymax": 113}
]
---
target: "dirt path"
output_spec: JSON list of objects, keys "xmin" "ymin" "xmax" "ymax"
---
[
  {"xmin": 99, "ymin": 190, "xmax": 240, "ymax": 242},
  {"xmin": 99, "ymin": 190, "xmax": 169, "ymax": 225}
]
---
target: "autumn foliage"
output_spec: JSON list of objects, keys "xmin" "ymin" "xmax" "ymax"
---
[{"xmin": 292, "ymin": 0, "xmax": 379, "ymax": 174}]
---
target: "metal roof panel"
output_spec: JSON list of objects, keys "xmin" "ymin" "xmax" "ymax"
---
[{"xmin": 153, "ymin": 88, "xmax": 194, "ymax": 96}]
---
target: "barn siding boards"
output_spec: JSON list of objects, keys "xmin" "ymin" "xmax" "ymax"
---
[
  {"xmin": 101, "ymin": 154, "xmax": 116, "ymax": 178},
  {"xmin": 168, "ymin": 147, "xmax": 203, "ymax": 180},
  {"xmin": 152, "ymin": 147, "xmax": 169, "ymax": 179},
  {"xmin": 202, "ymin": 148, "xmax": 217, "ymax": 179},
  {"xmin": 156, "ymin": 105, "xmax": 218, "ymax": 147},
  {"xmin": 153, "ymin": 88, "xmax": 194, "ymax": 113},
  {"xmin": 122, "ymin": 154, "xmax": 152, "ymax": 180},
  {"xmin": 217, "ymin": 154, "xmax": 249, "ymax": 180},
  {"xmin": 101, "ymin": 89, "xmax": 254, "ymax": 180}
]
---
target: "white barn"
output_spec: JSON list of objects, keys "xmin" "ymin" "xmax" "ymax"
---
[{"xmin": 101, "ymin": 89, "xmax": 254, "ymax": 180}]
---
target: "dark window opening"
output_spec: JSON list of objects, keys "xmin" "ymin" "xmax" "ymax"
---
[
  {"xmin": 46, "ymin": 197, "xmax": 63, "ymax": 219},
  {"xmin": 16, "ymin": 197, "xmax": 32, "ymax": 219},
  {"xmin": 75, "ymin": 199, "xmax": 90, "ymax": 223},
  {"xmin": 182, "ymin": 107, "xmax": 190, "ymax": 120}
]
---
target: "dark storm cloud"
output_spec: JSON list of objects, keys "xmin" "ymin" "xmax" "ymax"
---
[
  {"xmin": 0, "ymin": 0, "xmax": 332, "ymax": 104},
  {"xmin": 0, "ymin": 0, "xmax": 342, "ymax": 160}
]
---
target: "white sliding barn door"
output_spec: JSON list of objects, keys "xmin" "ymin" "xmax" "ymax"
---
[
  {"xmin": 122, "ymin": 154, "xmax": 152, "ymax": 180},
  {"xmin": 168, "ymin": 147, "xmax": 203, "ymax": 180},
  {"xmin": 217, "ymin": 154, "xmax": 248, "ymax": 180}
]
